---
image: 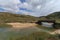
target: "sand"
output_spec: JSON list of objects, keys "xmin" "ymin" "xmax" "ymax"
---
[{"xmin": 6, "ymin": 23, "xmax": 37, "ymax": 29}]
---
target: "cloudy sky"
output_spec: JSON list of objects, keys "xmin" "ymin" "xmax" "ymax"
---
[{"xmin": 0, "ymin": 0, "xmax": 60, "ymax": 17}]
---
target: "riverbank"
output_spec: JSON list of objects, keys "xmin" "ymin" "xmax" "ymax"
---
[{"xmin": 6, "ymin": 23, "xmax": 37, "ymax": 29}]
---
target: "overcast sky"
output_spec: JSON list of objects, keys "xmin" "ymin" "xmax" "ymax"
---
[{"xmin": 0, "ymin": 0, "xmax": 60, "ymax": 17}]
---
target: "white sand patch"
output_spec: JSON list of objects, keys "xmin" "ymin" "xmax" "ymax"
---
[{"xmin": 6, "ymin": 23, "xmax": 37, "ymax": 29}]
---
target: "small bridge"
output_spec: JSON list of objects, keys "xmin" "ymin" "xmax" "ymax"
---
[{"xmin": 36, "ymin": 20, "xmax": 56, "ymax": 28}]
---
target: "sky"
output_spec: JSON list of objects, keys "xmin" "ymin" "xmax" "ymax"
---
[{"xmin": 0, "ymin": 0, "xmax": 60, "ymax": 17}]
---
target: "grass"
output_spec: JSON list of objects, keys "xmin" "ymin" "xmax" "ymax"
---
[
  {"xmin": 0, "ymin": 27, "xmax": 59, "ymax": 40},
  {"xmin": 6, "ymin": 32, "xmax": 59, "ymax": 40},
  {"xmin": 0, "ymin": 12, "xmax": 39, "ymax": 23},
  {"xmin": 0, "ymin": 23, "xmax": 12, "ymax": 28}
]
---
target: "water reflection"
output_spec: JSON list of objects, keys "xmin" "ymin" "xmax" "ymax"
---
[
  {"xmin": 0, "ymin": 27, "xmax": 39, "ymax": 40},
  {"xmin": 42, "ymin": 22, "xmax": 53, "ymax": 27}
]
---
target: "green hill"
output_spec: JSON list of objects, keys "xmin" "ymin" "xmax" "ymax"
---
[
  {"xmin": 38, "ymin": 12, "xmax": 60, "ymax": 23},
  {"xmin": 0, "ymin": 12, "xmax": 39, "ymax": 23},
  {"xmin": 1, "ymin": 12, "xmax": 60, "ymax": 23},
  {"xmin": 46, "ymin": 12, "xmax": 60, "ymax": 19},
  {"xmin": 44, "ymin": 12, "xmax": 60, "ymax": 23}
]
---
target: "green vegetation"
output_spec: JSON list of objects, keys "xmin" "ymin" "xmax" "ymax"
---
[
  {"xmin": 55, "ymin": 23, "xmax": 60, "ymax": 29},
  {"xmin": 46, "ymin": 12, "xmax": 60, "ymax": 23},
  {"xmin": 0, "ymin": 23, "xmax": 12, "ymax": 28},
  {"xmin": 38, "ymin": 12, "xmax": 60, "ymax": 23},
  {"xmin": 7, "ymin": 32, "xmax": 59, "ymax": 40},
  {"xmin": 0, "ymin": 12, "xmax": 60, "ymax": 23},
  {"xmin": 0, "ymin": 12, "xmax": 38, "ymax": 27},
  {"xmin": 47, "ymin": 12, "xmax": 60, "ymax": 19},
  {"xmin": 0, "ymin": 12, "xmax": 39, "ymax": 23}
]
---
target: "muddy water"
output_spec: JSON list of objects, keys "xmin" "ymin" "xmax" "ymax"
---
[{"xmin": 0, "ymin": 27, "xmax": 39, "ymax": 40}]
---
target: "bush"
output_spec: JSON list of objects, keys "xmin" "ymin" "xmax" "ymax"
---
[
  {"xmin": 9, "ymin": 32, "xmax": 59, "ymax": 40},
  {"xmin": 0, "ymin": 23, "xmax": 12, "ymax": 28},
  {"xmin": 55, "ymin": 23, "xmax": 60, "ymax": 29}
]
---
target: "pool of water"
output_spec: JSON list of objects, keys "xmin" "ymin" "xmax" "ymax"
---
[
  {"xmin": 0, "ymin": 27, "xmax": 39, "ymax": 40},
  {"xmin": 42, "ymin": 22, "xmax": 53, "ymax": 27}
]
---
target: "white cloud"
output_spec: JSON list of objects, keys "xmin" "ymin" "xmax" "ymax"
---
[
  {"xmin": 0, "ymin": 0, "xmax": 60, "ymax": 17},
  {"xmin": 0, "ymin": 0, "xmax": 20, "ymax": 13},
  {"xmin": 0, "ymin": 0, "xmax": 48, "ymax": 16},
  {"xmin": 36, "ymin": 5, "xmax": 41, "ymax": 10},
  {"xmin": 40, "ymin": 0, "xmax": 60, "ymax": 15},
  {"xmin": 23, "ymin": 2, "xmax": 28, "ymax": 6}
]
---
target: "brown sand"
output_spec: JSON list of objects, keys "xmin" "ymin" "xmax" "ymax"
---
[{"xmin": 6, "ymin": 23, "xmax": 37, "ymax": 29}]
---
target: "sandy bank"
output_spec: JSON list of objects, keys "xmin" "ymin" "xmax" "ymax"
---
[{"xmin": 6, "ymin": 23, "xmax": 37, "ymax": 29}]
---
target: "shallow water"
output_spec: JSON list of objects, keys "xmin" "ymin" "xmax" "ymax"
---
[
  {"xmin": 0, "ymin": 27, "xmax": 39, "ymax": 40},
  {"xmin": 42, "ymin": 22, "xmax": 53, "ymax": 27}
]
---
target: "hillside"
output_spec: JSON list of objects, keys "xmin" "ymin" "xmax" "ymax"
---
[
  {"xmin": 0, "ymin": 12, "xmax": 39, "ymax": 23},
  {"xmin": 44, "ymin": 12, "xmax": 60, "ymax": 23},
  {"xmin": 38, "ymin": 12, "xmax": 60, "ymax": 23},
  {"xmin": 46, "ymin": 12, "xmax": 60, "ymax": 19}
]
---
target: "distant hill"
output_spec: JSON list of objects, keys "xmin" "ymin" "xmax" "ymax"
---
[
  {"xmin": 46, "ymin": 12, "xmax": 60, "ymax": 19},
  {"xmin": 39, "ymin": 12, "xmax": 60, "ymax": 19},
  {"xmin": 0, "ymin": 12, "xmax": 39, "ymax": 23},
  {"xmin": 39, "ymin": 12, "xmax": 60, "ymax": 23}
]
